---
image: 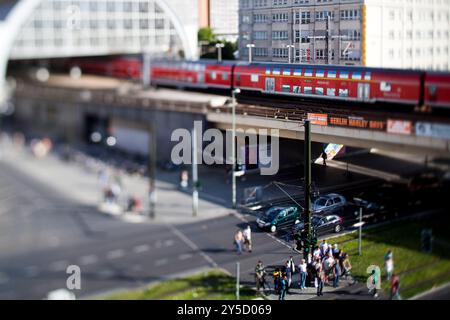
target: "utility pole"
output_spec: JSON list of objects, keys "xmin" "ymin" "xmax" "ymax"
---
[
  {"xmin": 216, "ymin": 43, "xmax": 225, "ymax": 63},
  {"xmin": 303, "ymin": 120, "xmax": 312, "ymax": 260},
  {"xmin": 231, "ymin": 89, "xmax": 240, "ymax": 209},
  {"xmin": 192, "ymin": 126, "xmax": 199, "ymax": 217},
  {"xmin": 236, "ymin": 262, "xmax": 240, "ymax": 300},
  {"xmin": 358, "ymin": 208, "xmax": 363, "ymax": 256},
  {"xmin": 148, "ymin": 124, "xmax": 157, "ymax": 219},
  {"xmin": 142, "ymin": 51, "xmax": 151, "ymax": 88}
]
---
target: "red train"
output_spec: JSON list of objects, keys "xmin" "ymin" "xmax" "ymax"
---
[{"xmin": 67, "ymin": 56, "xmax": 450, "ymax": 110}]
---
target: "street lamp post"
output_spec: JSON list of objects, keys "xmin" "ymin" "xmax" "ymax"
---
[
  {"xmin": 286, "ymin": 45, "xmax": 295, "ymax": 64},
  {"xmin": 231, "ymin": 88, "xmax": 240, "ymax": 209},
  {"xmin": 304, "ymin": 120, "xmax": 312, "ymax": 260},
  {"xmin": 246, "ymin": 44, "xmax": 255, "ymax": 63},
  {"xmin": 216, "ymin": 43, "xmax": 225, "ymax": 63},
  {"xmin": 353, "ymin": 208, "xmax": 365, "ymax": 256}
]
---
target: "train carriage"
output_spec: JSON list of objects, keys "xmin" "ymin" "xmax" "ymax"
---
[
  {"xmin": 424, "ymin": 73, "xmax": 450, "ymax": 109},
  {"xmin": 233, "ymin": 63, "xmax": 423, "ymax": 106}
]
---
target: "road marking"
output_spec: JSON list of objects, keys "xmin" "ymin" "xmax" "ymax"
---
[
  {"xmin": 80, "ymin": 255, "xmax": 98, "ymax": 265},
  {"xmin": 155, "ymin": 258, "xmax": 168, "ymax": 267},
  {"xmin": 164, "ymin": 239, "xmax": 175, "ymax": 247},
  {"xmin": 166, "ymin": 224, "xmax": 218, "ymax": 268},
  {"xmin": 49, "ymin": 260, "xmax": 68, "ymax": 272},
  {"xmin": 0, "ymin": 272, "xmax": 9, "ymax": 285},
  {"xmin": 133, "ymin": 244, "xmax": 149, "ymax": 254},
  {"xmin": 107, "ymin": 249, "xmax": 125, "ymax": 260},
  {"xmin": 178, "ymin": 253, "xmax": 193, "ymax": 260},
  {"xmin": 24, "ymin": 266, "xmax": 40, "ymax": 278}
]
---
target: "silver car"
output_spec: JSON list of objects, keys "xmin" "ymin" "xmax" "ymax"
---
[{"xmin": 312, "ymin": 193, "xmax": 347, "ymax": 214}]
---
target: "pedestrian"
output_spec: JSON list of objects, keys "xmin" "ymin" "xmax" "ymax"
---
[
  {"xmin": 273, "ymin": 268, "xmax": 281, "ymax": 294},
  {"xmin": 234, "ymin": 229, "xmax": 243, "ymax": 255},
  {"xmin": 342, "ymin": 253, "xmax": 352, "ymax": 279},
  {"xmin": 315, "ymin": 260, "xmax": 325, "ymax": 297},
  {"xmin": 333, "ymin": 257, "xmax": 341, "ymax": 288},
  {"xmin": 298, "ymin": 258, "xmax": 307, "ymax": 290},
  {"xmin": 313, "ymin": 246, "xmax": 322, "ymax": 260},
  {"xmin": 288, "ymin": 256, "xmax": 296, "ymax": 274},
  {"xmin": 370, "ymin": 269, "xmax": 380, "ymax": 298},
  {"xmin": 285, "ymin": 261, "xmax": 292, "ymax": 292},
  {"xmin": 243, "ymin": 225, "xmax": 252, "ymax": 253},
  {"xmin": 320, "ymin": 240, "xmax": 329, "ymax": 257},
  {"xmin": 279, "ymin": 275, "xmax": 288, "ymax": 300},
  {"xmin": 255, "ymin": 261, "xmax": 267, "ymax": 293},
  {"xmin": 384, "ymin": 250, "xmax": 394, "ymax": 281},
  {"xmin": 390, "ymin": 275, "xmax": 402, "ymax": 300},
  {"xmin": 322, "ymin": 150, "xmax": 328, "ymax": 166},
  {"xmin": 332, "ymin": 244, "xmax": 341, "ymax": 259},
  {"xmin": 180, "ymin": 170, "xmax": 189, "ymax": 189}
]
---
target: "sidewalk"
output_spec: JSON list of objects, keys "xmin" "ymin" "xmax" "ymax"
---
[{"xmin": 0, "ymin": 145, "xmax": 230, "ymax": 225}]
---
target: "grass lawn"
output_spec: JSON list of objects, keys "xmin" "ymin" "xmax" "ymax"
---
[
  {"xmin": 330, "ymin": 211, "xmax": 450, "ymax": 299},
  {"xmin": 104, "ymin": 269, "xmax": 259, "ymax": 300}
]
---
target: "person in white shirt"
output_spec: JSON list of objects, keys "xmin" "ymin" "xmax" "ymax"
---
[
  {"xmin": 320, "ymin": 240, "xmax": 329, "ymax": 257},
  {"xmin": 243, "ymin": 225, "xmax": 252, "ymax": 253},
  {"xmin": 313, "ymin": 247, "xmax": 322, "ymax": 260},
  {"xmin": 298, "ymin": 259, "xmax": 308, "ymax": 289}
]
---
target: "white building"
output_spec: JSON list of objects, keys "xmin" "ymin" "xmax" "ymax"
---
[
  {"xmin": 239, "ymin": 0, "xmax": 450, "ymax": 70},
  {"xmin": 210, "ymin": 0, "xmax": 239, "ymax": 41}
]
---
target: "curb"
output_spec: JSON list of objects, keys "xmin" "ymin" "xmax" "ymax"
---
[{"xmin": 409, "ymin": 281, "xmax": 450, "ymax": 300}]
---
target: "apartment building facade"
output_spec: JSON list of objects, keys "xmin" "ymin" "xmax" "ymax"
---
[
  {"xmin": 239, "ymin": 0, "xmax": 450, "ymax": 70},
  {"xmin": 200, "ymin": 0, "xmax": 239, "ymax": 41}
]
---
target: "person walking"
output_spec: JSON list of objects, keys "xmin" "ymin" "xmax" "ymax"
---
[
  {"xmin": 273, "ymin": 268, "xmax": 281, "ymax": 295},
  {"xmin": 234, "ymin": 229, "xmax": 244, "ymax": 255},
  {"xmin": 243, "ymin": 225, "xmax": 252, "ymax": 253},
  {"xmin": 384, "ymin": 250, "xmax": 394, "ymax": 281},
  {"xmin": 342, "ymin": 253, "xmax": 352, "ymax": 279},
  {"xmin": 279, "ymin": 275, "xmax": 288, "ymax": 300},
  {"xmin": 390, "ymin": 275, "xmax": 402, "ymax": 300},
  {"xmin": 322, "ymin": 150, "xmax": 328, "ymax": 166},
  {"xmin": 315, "ymin": 260, "xmax": 325, "ymax": 297},
  {"xmin": 284, "ymin": 261, "xmax": 292, "ymax": 293},
  {"xmin": 298, "ymin": 259, "xmax": 307, "ymax": 290},
  {"xmin": 333, "ymin": 257, "xmax": 341, "ymax": 288},
  {"xmin": 255, "ymin": 261, "xmax": 267, "ymax": 293},
  {"xmin": 320, "ymin": 240, "xmax": 329, "ymax": 257}
]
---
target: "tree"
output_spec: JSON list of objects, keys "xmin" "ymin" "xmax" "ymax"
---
[{"xmin": 198, "ymin": 27, "xmax": 216, "ymax": 43}]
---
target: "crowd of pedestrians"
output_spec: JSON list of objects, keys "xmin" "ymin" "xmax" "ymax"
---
[{"xmin": 253, "ymin": 239, "xmax": 353, "ymax": 299}]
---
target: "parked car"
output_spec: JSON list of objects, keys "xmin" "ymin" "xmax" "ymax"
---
[
  {"xmin": 312, "ymin": 193, "xmax": 347, "ymax": 214},
  {"xmin": 293, "ymin": 214, "xmax": 344, "ymax": 236},
  {"xmin": 256, "ymin": 206, "xmax": 301, "ymax": 233}
]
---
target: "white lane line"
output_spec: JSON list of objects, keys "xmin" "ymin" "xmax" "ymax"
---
[
  {"xmin": 24, "ymin": 266, "xmax": 40, "ymax": 278},
  {"xmin": 107, "ymin": 249, "xmax": 125, "ymax": 260},
  {"xmin": 178, "ymin": 253, "xmax": 193, "ymax": 261},
  {"xmin": 49, "ymin": 260, "xmax": 68, "ymax": 272},
  {"xmin": 79, "ymin": 255, "xmax": 98, "ymax": 266},
  {"xmin": 154, "ymin": 258, "xmax": 168, "ymax": 267},
  {"xmin": 163, "ymin": 239, "xmax": 175, "ymax": 247},
  {"xmin": 133, "ymin": 244, "xmax": 150, "ymax": 254},
  {"xmin": 0, "ymin": 272, "xmax": 9, "ymax": 285},
  {"xmin": 166, "ymin": 224, "xmax": 218, "ymax": 268}
]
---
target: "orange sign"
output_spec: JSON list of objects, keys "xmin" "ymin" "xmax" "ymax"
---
[{"xmin": 308, "ymin": 113, "xmax": 328, "ymax": 126}]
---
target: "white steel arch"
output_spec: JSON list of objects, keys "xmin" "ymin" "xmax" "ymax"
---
[{"xmin": 0, "ymin": 0, "xmax": 198, "ymax": 104}]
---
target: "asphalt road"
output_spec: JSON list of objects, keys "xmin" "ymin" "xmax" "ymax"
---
[{"xmin": 0, "ymin": 159, "xmax": 293, "ymax": 299}]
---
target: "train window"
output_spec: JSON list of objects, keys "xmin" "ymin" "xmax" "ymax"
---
[
  {"xmin": 273, "ymin": 68, "xmax": 281, "ymax": 75},
  {"xmin": 327, "ymin": 88, "xmax": 336, "ymax": 96},
  {"xmin": 222, "ymin": 72, "xmax": 229, "ymax": 81},
  {"xmin": 304, "ymin": 87, "xmax": 313, "ymax": 94},
  {"xmin": 352, "ymin": 72, "xmax": 362, "ymax": 80},
  {"xmin": 293, "ymin": 86, "xmax": 301, "ymax": 93},
  {"xmin": 305, "ymin": 69, "xmax": 313, "ymax": 77},
  {"xmin": 210, "ymin": 72, "xmax": 217, "ymax": 80},
  {"xmin": 266, "ymin": 68, "xmax": 271, "ymax": 75},
  {"xmin": 294, "ymin": 69, "xmax": 302, "ymax": 76},
  {"xmin": 339, "ymin": 71, "xmax": 349, "ymax": 79},
  {"xmin": 364, "ymin": 72, "xmax": 372, "ymax": 80},
  {"xmin": 339, "ymin": 89, "xmax": 349, "ymax": 97},
  {"xmin": 316, "ymin": 87, "xmax": 324, "ymax": 95},
  {"xmin": 283, "ymin": 69, "xmax": 292, "ymax": 76},
  {"xmin": 316, "ymin": 70, "xmax": 325, "ymax": 78},
  {"xmin": 327, "ymin": 70, "xmax": 337, "ymax": 78},
  {"xmin": 380, "ymin": 82, "xmax": 392, "ymax": 92},
  {"xmin": 251, "ymin": 74, "xmax": 259, "ymax": 82},
  {"xmin": 282, "ymin": 85, "xmax": 291, "ymax": 92}
]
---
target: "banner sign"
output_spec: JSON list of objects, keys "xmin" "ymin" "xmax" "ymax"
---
[
  {"xmin": 308, "ymin": 113, "xmax": 328, "ymax": 126},
  {"xmin": 329, "ymin": 116, "xmax": 386, "ymax": 131},
  {"xmin": 387, "ymin": 119, "xmax": 413, "ymax": 135},
  {"xmin": 416, "ymin": 122, "xmax": 450, "ymax": 140}
]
